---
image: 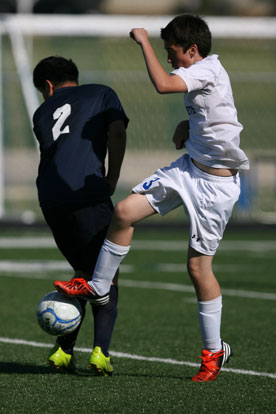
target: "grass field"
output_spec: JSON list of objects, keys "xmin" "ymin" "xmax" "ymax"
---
[{"xmin": 0, "ymin": 225, "xmax": 276, "ymax": 413}]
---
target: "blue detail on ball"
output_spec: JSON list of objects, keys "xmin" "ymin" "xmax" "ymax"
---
[{"xmin": 38, "ymin": 307, "xmax": 81, "ymax": 334}]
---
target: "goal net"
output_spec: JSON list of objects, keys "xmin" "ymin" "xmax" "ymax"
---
[{"xmin": 0, "ymin": 14, "xmax": 276, "ymax": 224}]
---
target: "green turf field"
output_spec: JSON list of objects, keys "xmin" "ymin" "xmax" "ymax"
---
[{"xmin": 0, "ymin": 226, "xmax": 276, "ymax": 413}]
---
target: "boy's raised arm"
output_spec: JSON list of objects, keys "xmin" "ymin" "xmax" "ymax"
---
[{"xmin": 130, "ymin": 28, "xmax": 187, "ymax": 94}]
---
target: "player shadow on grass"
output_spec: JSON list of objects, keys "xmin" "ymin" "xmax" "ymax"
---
[
  {"xmin": 0, "ymin": 362, "xmax": 94, "ymax": 376},
  {"xmin": 0, "ymin": 362, "xmax": 91, "ymax": 376},
  {"xmin": 0, "ymin": 362, "xmax": 193, "ymax": 380},
  {"xmin": 107, "ymin": 371, "xmax": 191, "ymax": 381},
  {"xmin": 0, "ymin": 362, "xmax": 88, "ymax": 377},
  {"xmin": 0, "ymin": 361, "xmax": 55, "ymax": 374},
  {"xmin": 66, "ymin": 369, "xmax": 191, "ymax": 379}
]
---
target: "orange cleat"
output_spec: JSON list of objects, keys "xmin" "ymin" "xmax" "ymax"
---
[
  {"xmin": 192, "ymin": 341, "xmax": 232, "ymax": 382},
  {"xmin": 54, "ymin": 278, "xmax": 109, "ymax": 306}
]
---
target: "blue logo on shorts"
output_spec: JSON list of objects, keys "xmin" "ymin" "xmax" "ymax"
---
[{"xmin": 142, "ymin": 178, "xmax": 160, "ymax": 190}]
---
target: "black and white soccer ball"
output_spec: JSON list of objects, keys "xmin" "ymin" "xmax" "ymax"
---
[{"xmin": 36, "ymin": 291, "xmax": 82, "ymax": 336}]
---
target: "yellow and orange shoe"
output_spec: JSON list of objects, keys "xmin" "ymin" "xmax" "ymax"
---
[{"xmin": 192, "ymin": 341, "xmax": 232, "ymax": 382}]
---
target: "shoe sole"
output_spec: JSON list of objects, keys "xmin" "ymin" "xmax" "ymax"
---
[
  {"xmin": 47, "ymin": 360, "xmax": 76, "ymax": 373},
  {"xmin": 88, "ymin": 363, "xmax": 113, "ymax": 376},
  {"xmin": 55, "ymin": 284, "xmax": 109, "ymax": 306}
]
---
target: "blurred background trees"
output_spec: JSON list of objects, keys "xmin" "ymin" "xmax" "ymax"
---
[{"xmin": 0, "ymin": 0, "xmax": 275, "ymax": 16}]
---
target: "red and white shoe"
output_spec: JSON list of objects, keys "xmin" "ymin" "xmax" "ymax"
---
[
  {"xmin": 54, "ymin": 278, "xmax": 109, "ymax": 306},
  {"xmin": 192, "ymin": 341, "xmax": 232, "ymax": 382}
]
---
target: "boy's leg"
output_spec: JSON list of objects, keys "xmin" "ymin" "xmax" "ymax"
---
[
  {"xmin": 92, "ymin": 283, "xmax": 118, "ymax": 355},
  {"xmin": 187, "ymin": 246, "xmax": 220, "ymax": 302},
  {"xmin": 89, "ymin": 271, "xmax": 119, "ymax": 376},
  {"xmin": 187, "ymin": 246, "xmax": 222, "ymax": 352},
  {"xmin": 90, "ymin": 193, "xmax": 156, "ymax": 296},
  {"xmin": 55, "ymin": 194, "xmax": 156, "ymax": 297},
  {"xmin": 55, "ymin": 158, "xmax": 184, "ymax": 299},
  {"xmin": 47, "ymin": 202, "xmax": 118, "ymax": 369},
  {"xmin": 187, "ymin": 246, "xmax": 232, "ymax": 382},
  {"xmin": 108, "ymin": 192, "xmax": 157, "ymax": 245}
]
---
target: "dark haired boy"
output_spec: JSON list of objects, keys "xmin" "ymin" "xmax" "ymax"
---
[
  {"xmin": 55, "ymin": 15, "xmax": 249, "ymax": 382},
  {"xmin": 33, "ymin": 56, "xmax": 128, "ymax": 375}
]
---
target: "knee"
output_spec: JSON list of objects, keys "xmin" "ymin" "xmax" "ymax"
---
[
  {"xmin": 187, "ymin": 257, "xmax": 213, "ymax": 282},
  {"xmin": 113, "ymin": 200, "xmax": 132, "ymax": 226},
  {"xmin": 187, "ymin": 259, "xmax": 201, "ymax": 281}
]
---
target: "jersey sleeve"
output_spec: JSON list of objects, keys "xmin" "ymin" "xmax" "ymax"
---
[
  {"xmin": 103, "ymin": 88, "xmax": 129, "ymax": 128},
  {"xmin": 171, "ymin": 61, "xmax": 217, "ymax": 93}
]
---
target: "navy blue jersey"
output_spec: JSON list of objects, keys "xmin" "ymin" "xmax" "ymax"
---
[{"xmin": 33, "ymin": 84, "xmax": 128, "ymax": 209}]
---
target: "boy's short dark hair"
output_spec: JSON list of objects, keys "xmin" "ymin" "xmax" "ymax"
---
[
  {"xmin": 33, "ymin": 56, "xmax": 79, "ymax": 90},
  {"xmin": 161, "ymin": 14, "xmax": 212, "ymax": 58}
]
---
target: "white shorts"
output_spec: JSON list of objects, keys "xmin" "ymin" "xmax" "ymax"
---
[{"xmin": 132, "ymin": 154, "xmax": 240, "ymax": 255}]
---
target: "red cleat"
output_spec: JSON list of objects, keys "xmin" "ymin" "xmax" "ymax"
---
[
  {"xmin": 54, "ymin": 278, "xmax": 109, "ymax": 306},
  {"xmin": 192, "ymin": 341, "xmax": 232, "ymax": 382}
]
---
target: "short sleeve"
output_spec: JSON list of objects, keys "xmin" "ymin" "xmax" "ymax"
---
[
  {"xmin": 103, "ymin": 88, "xmax": 129, "ymax": 128},
  {"xmin": 171, "ymin": 59, "xmax": 217, "ymax": 92}
]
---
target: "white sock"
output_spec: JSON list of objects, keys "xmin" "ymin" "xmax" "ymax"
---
[
  {"xmin": 198, "ymin": 295, "xmax": 222, "ymax": 353},
  {"xmin": 89, "ymin": 239, "xmax": 130, "ymax": 296}
]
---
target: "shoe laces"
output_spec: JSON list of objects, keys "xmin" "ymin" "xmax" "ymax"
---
[
  {"xmin": 66, "ymin": 278, "xmax": 93, "ymax": 292},
  {"xmin": 199, "ymin": 349, "xmax": 225, "ymax": 372}
]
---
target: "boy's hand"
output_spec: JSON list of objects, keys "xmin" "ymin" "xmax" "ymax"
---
[{"xmin": 130, "ymin": 28, "xmax": 149, "ymax": 45}]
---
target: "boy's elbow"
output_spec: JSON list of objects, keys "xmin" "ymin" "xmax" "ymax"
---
[
  {"xmin": 156, "ymin": 88, "xmax": 167, "ymax": 95},
  {"xmin": 153, "ymin": 74, "xmax": 187, "ymax": 94},
  {"xmin": 154, "ymin": 82, "xmax": 169, "ymax": 94}
]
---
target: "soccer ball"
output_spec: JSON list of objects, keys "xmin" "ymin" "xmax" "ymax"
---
[{"xmin": 36, "ymin": 291, "xmax": 82, "ymax": 336}]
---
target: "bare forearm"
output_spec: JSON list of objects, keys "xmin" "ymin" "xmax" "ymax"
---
[
  {"xmin": 130, "ymin": 28, "xmax": 187, "ymax": 94},
  {"xmin": 139, "ymin": 39, "xmax": 170, "ymax": 93}
]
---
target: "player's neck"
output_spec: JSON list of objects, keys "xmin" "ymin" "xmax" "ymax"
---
[{"xmin": 55, "ymin": 81, "xmax": 78, "ymax": 90}]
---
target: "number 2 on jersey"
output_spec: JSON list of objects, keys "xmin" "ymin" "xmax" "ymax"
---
[{"xmin": 52, "ymin": 103, "xmax": 71, "ymax": 140}]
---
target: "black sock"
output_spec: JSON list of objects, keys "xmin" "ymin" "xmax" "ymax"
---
[{"xmin": 92, "ymin": 284, "xmax": 118, "ymax": 356}]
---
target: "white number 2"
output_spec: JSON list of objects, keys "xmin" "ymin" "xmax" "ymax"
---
[{"xmin": 52, "ymin": 103, "xmax": 71, "ymax": 141}]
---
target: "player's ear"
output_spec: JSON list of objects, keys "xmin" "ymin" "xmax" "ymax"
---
[
  {"xmin": 188, "ymin": 44, "xmax": 198, "ymax": 58},
  {"xmin": 41, "ymin": 80, "xmax": 54, "ymax": 100},
  {"xmin": 46, "ymin": 80, "xmax": 55, "ymax": 95}
]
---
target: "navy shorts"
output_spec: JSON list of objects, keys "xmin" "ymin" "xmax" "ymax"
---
[{"xmin": 43, "ymin": 200, "xmax": 115, "ymax": 276}]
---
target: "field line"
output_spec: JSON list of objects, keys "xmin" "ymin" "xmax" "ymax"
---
[
  {"xmin": 0, "ymin": 261, "xmax": 275, "ymax": 300},
  {"xmin": 0, "ymin": 260, "xmax": 261, "ymax": 274},
  {"xmin": 1, "ymin": 237, "xmax": 276, "ymax": 252},
  {"xmin": 119, "ymin": 279, "xmax": 276, "ymax": 301},
  {"xmin": 1, "ymin": 337, "xmax": 275, "ymax": 380}
]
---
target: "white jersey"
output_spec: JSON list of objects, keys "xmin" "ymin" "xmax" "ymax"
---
[{"xmin": 172, "ymin": 54, "xmax": 249, "ymax": 170}]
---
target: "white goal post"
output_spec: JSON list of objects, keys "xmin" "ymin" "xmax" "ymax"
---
[
  {"xmin": 0, "ymin": 14, "xmax": 275, "ymax": 221},
  {"xmin": 1, "ymin": 14, "xmax": 276, "ymax": 37}
]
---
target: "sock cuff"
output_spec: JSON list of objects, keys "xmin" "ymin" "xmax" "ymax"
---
[
  {"xmin": 103, "ymin": 238, "xmax": 130, "ymax": 256},
  {"xmin": 198, "ymin": 295, "xmax": 222, "ymax": 312}
]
